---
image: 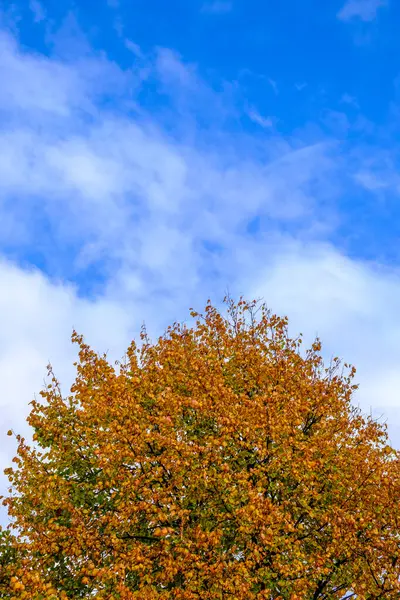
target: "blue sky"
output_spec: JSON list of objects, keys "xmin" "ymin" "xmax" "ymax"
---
[{"xmin": 1, "ymin": 0, "xmax": 400, "ymax": 514}]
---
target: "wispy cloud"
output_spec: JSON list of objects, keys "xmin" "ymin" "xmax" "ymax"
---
[
  {"xmin": 268, "ymin": 78, "xmax": 278, "ymax": 95},
  {"xmin": 247, "ymin": 108, "xmax": 274, "ymax": 128},
  {"xmin": 341, "ymin": 93, "xmax": 359, "ymax": 108},
  {"xmin": 337, "ymin": 0, "xmax": 387, "ymax": 22}
]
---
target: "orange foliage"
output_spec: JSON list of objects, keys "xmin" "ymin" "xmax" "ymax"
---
[{"xmin": 2, "ymin": 297, "xmax": 400, "ymax": 599}]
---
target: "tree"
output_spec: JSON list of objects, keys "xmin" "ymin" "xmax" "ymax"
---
[
  {"xmin": 2, "ymin": 297, "xmax": 400, "ymax": 599},
  {"xmin": 0, "ymin": 526, "xmax": 23, "ymax": 598}
]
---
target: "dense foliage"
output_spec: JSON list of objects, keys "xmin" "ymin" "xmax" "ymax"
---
[{"xmin": 1, "ymin": 298, "xmax": 400, "ymax": 599}]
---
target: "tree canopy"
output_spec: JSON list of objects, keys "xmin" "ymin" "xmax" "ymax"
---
[{"xmin": 1, "ymin": 297, "xmax": 400, "ymax": 599}]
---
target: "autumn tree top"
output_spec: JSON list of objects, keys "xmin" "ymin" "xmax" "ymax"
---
[{"xmin": 2, "ymin": 297, "xmax": 400, "ymax": 600}]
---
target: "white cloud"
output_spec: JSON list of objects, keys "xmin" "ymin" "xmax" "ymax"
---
[
  {"xmin": 155, "ymin": 47, "xmax": 202, "ymax": 93},
  {"xmin": 338, "ymin": 0, "xmax": 387, "ymax": 22},
  {"xmin": 355, "ymin": 170, "xmax": 391, "ymax": 190},
  {"xmin": 268, "ymin": 78, "xmax": 278, "ymax": 95},
  {"xmin": 125, "ymin": 39, "xmax": 143, "ymax": 58},
  {"xmin": 341, "ymin": 93, "xmax": 359, "ymax": 108},
  {"xmin": 0, "ymin": 26, "xmax": 339, "ymax": 291},
  {"xmin": 0, "ymin": 31, "xmax": 130, "ymax": 118},
  {"xmin": 247, "ymin": 108, "xmax": 274, "ymax": 129}
]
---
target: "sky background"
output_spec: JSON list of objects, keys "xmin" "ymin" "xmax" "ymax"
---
[{"xmin": 1, "ymin": 0, "xmax": 400, "ymax": 521}]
